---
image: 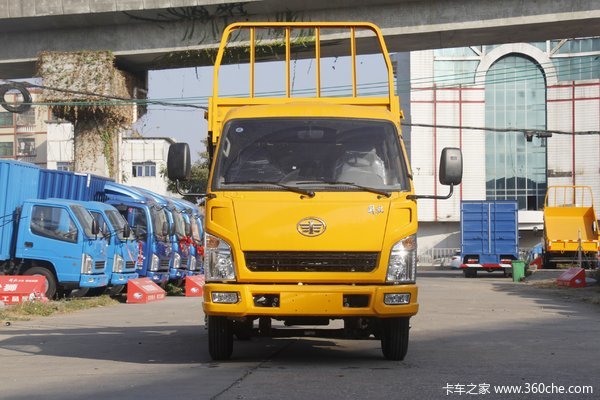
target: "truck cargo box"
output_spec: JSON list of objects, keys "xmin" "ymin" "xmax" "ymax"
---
[
  {"xmin": 38, "ymin": 169, "xmax": 113, "ymax": 202},
  {"xmin": 0, "ymin": 160, "xmax": 40, "ymax": 260},
  {"xmin": 460, "ymin": 200, "xmax": 519, "ymax": 269}
]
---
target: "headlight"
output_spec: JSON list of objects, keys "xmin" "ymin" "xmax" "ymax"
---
[
  {"xmin": 386, "ymin": 234, "xmax": 417, "ymax": 283},
  {"xmin": 205, "ymin": 233, "xmax": 236, "ymax": 281},
  {"xmin": 189, "ymin": 256, "xmax": 197, "ymax": 271},
  {"xmin": 173, "ymin": 253, "xmax": 181, "ymax": 269},
  {"xmin": 150, "ymin": 254, "xmax": 159, "ymax": 271},
  {"xmin": 81, "ymin": 253, "xmax": 93, "ymax": 274},
  {"xmin": 113, "ymin": 254, "xmax": 124, "ymax": 273}
]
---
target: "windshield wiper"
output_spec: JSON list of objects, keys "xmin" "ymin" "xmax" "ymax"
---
[
  {"xmin": 224, "ymin": 180, "xmax": 315, "ymax": 197},
  {"xmin": 295, "ymin": 180, "xmax": 391, "ymax": 198}
]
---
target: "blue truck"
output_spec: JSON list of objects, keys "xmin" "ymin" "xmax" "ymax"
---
[
  {"xmin": 134, "ymin": 188, "xmax": 188, "ymax": 283},
  {"xmin": 37, "ymin": 169, "xmax": 140, "ymax": 294},
  {"xmin": 460, "ymin": 200, "xmax": 519, "ymax": 278},
  {"xmin": 69, "ymin": 200, "xmax": 140, "ymax": 295},
  {"xmin": 169, "ymin": 197, "xmax": 203, "ymax": 276},
  {"xmin": 103, "ymin": 183, "xmax": 171, "ymax": 284},
  {"xmin": 0, "ymin": 160, "xmax": 108, "ymax": 298}
]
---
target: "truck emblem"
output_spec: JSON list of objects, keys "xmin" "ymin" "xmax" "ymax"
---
[
  {"xmin": 368, "ymin": 205, "xmax": 384, "ymax": 215},
  {"xmin": 297, "ymin": 218, "xmax": 326, "ymax": 237}
]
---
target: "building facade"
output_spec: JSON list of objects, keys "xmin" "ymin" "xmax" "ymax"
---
[
  {"xmin": 405, "ymin": 38, "xmax": 600, "ymax": 256},
  {"xmin": 45, "ymin": 122, "xmax": 173, "ymax": 195},
  {"xmin": 0, "ymin": 89, "xmax": 50, "ymax": 165}
]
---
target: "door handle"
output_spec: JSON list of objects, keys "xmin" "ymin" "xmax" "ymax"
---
[{"xmin": 24, "ymin": 242, "xmax": 33, "ymax": 248}]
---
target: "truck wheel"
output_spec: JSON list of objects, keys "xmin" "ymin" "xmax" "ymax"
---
[
  {"xmin": 259, "ymin": 317, "xmax": 272, "ymax": 337},
  {"xmin": 233, "ymin": 319, "xmax": 254, "ymax": 341},
  {"xmin": 208, "ymin": 316, "xmax": 233, "ymax": 360},
  {"xmin": 107, "ymin": 285, "xmax": 125, "ymax": 296},
  {"xmin": 463, "ymin": 269, "xmax": 477, "ymax": 278},
  {"xmin": 24, "ymin": 267, "xmax": 57, "ymax": 299},
  {"xmin": 381, "ymin": 317, "xmax": 410, "ymax": 361},
  {"xmin": 87, "ymin": 287, "xmax": 106, "ymax": 297}
]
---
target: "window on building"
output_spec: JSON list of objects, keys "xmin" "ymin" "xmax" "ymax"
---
[
  {"xmin": 554, "ymin": 56, "xmax": 600, "ymax": 81},
  {"xmin": 16, "ymin": 108, "xmax": 35, "ymax": 126},
  {"xmin": 0, "ymin": 111, "xmax": 13, "ymax": 126},
  {"xmin": 485, "ymin": 55, "xmax": 547, "ymax": 211},
  {"xmin": 434, "ymin": 60, "xmax": 479, "ymax": 85},
  {"xmin": 17, "ymin": 138, "xmax": 36, "ymax": 156},
  {"xmin": 57, "ymin": 162, "xmax": 73, "ymax": 171},
  {"xmin": 0, "ymin": 142, "xmax": 13, "ymax": 156},
  {"xmin": 132, "ymin": 161, "xmax": 156, "ymax": 177}
]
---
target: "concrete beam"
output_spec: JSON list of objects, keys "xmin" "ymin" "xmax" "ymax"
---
[{"xmin": 0, "ymin": 0, "xmax": 599, "ymax": 78}]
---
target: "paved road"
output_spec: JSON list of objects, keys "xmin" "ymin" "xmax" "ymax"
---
[{"xmin": 1, "ymin": 271, "xmax": 599, "ymax": 399}]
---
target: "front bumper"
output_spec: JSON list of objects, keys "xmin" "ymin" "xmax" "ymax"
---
[
  {"xmin": 203, "ymin": 283, "xmax": 418, "ymax": 318},
  {"xmin": 79, "ymin": 273, "xmax": 109, "ymax": 288},
  {"xmin": 110, "ymin": 272, "xmax": 139, "ymax": 285},
  {"xmin": 169, "ymin": 268, "xmax": 187, "ymax": 280},
  {"xmin": 145, "ymin": 271, "xmax": 169, "ymax": 283}
]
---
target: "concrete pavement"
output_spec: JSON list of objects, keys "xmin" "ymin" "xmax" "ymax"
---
[{"xmin": 1, "ymin": 271, "xmax": 599, "ymax": 399}]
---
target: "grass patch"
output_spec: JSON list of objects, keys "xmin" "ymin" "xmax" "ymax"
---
[
  {"xmin": 164, "ymin": 282, "xmax": 184, "ymax": 296},
  {"xmin": 0, "ymin": 295, "xmax": 119, "ymax": 322}
]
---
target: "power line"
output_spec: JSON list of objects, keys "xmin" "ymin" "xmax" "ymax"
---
[{"xmin": 402, "ymin": 122, "xmax": 599, "ymax": 136}]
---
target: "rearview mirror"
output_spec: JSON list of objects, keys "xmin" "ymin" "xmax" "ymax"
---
[
  {"xmin": 91, "ymin": 219, "xmax": 100, "ymax": 236},
  {"xmin": 162, "ymin": 222, "xmax": 169, "ymax": 237},
  {"xmin": 123, "ymin": 223, "xmax": 131, "ymax": 239},
  {"xmin": 167, "ymin": 143, "xmax": 192, "ymax": 181},
  {"xmin": 439, "ymin": 147, "xmax": 463, "ymax": 186}
]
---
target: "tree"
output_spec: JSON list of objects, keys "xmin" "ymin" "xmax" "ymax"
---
[{"xmin": 162, "ymin": 151, "xmax": 209, "ymax": 203}]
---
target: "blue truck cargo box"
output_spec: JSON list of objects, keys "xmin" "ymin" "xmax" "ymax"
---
[
  {"xmin": 0, "ymin": 160, "xmax": 41, "ymax": 261},
  {"xmin": 38, "ymin": 169, "xmax": 113, "ymax": 202},
  {"xmin": 460, "ymin": 200, "xmax": 519, "ymax": 265}
]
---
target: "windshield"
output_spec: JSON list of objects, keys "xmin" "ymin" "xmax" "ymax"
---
[
  {"xmin": 106, "ymin": 210, "xmax": 130, "ymax": 241},
  {"xmin": 171, "ymin": 209, "xmax": 186, "ymax": 239},
  {"xmin": 151, "ymin": 207, "xmax": 169, "ymax": 242},
  {"xmin": 191, "ymin": 218, "xmax": 202, "ymax": 243},
  {"xmin": 70, "ymin": 205, "xmax": 95, "ymax": 238},
  {"xmin": 212, "ymin": 118, "xmax": 410, "ymax": 192}
]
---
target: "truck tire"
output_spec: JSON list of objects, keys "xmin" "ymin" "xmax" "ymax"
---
[
  {"xmin": 381, "ymin": 317, "xmax": 410, "ymax": 361},
  {"xmin": 463, "ymin": 269, "xmax": 477, "ymax": 278},
  {"xmin": 208, "ymin": 316, "xmax": 233, "ymax": 360},
  {"xmin": 24, "ymin": 267, "xmax": 57, "ymax": 299},
  {"xmin": 87, "ymin": 287, "xmax": 107, "ymax": 297}
]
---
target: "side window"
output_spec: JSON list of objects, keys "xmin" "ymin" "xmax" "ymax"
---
[{"xmin": 30, "ymin": 205, "xmax": 78, "ymax": 243}]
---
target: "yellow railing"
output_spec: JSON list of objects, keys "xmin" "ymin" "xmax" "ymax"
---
[{"xmin": 208, "ymin": 22, "xmax": 400, "ymax": 143}]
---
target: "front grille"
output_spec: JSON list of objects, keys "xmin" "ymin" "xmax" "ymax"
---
[
  {"xmin": 181, "ymin": 257, "xmax": 189, "ymax": 269},
  {"xmin": 244, "ymin": 251, "xmax": 379, "ymax": 272},
  {"xmin": 94, "ymin": 261, "xmax": 105, "ymax": 271},
  {"xmin": 125, "ymin": 261, "xmax": 136, "ymax": 270},
  {"xmin": 159, "ymin": 259, "xmax": 170, "ymax": 271}
]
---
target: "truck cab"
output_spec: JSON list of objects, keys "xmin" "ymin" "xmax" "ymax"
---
[
  {"xmin": 104, "ymin": 184, "xmax": 171, "ymax": 284},
  {"xmin": 70, "ymin": 200, "xmax": 140, "ymax": 292},
  {"xmin": 16, "ymin": 199, "xmax": 108, "ymax": 298},
  {"xmin": 170, "ymin": 197, "xmax": 204, "ymax": 276},
  {"xmin": 134, "ymin": 189, "xmax": 188, "ymax": 283},
  {"xmin": 167, "ymin": 22, "xmax": 461, "ymax": 361}
]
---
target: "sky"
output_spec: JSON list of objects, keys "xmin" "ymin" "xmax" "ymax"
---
[{"xmin": 134, "ymin": 53, "xmax": 391, "ymax": 162}]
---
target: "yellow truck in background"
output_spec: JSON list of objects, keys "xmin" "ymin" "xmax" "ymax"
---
[
  {"xmin": 543, "ymin": 186, "xmax": 600, "ymax": 268},
  {"xmin": 167, "ymin": 22, "xmax": 462, "ymax": 360}
]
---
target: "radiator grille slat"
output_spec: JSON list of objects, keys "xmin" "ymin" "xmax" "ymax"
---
[{"xmin": 245, "ymin": 252, "xmax": 378, "ymax": 272}]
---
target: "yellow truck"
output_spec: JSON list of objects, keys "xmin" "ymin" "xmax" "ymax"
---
[
  {"xmin": 167, "ymin": 22, "xmax": 462, "ymax": 360},
  {"xmin": 543, "ymin": 186, "xmax": 600, "ymax": 268}
]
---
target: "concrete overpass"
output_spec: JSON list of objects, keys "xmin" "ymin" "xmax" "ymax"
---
[{"xmin": 0, "ymin": 0, "xmax": 599, "ymax": 78}]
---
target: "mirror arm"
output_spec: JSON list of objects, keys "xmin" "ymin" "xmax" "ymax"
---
[
  {"xmin": 407, "ymin": 184, "xmax": 454, "ymax": 201},
  {"xmin": 174, "ymin": 180, "xmax": 215, "ymax": 199}
]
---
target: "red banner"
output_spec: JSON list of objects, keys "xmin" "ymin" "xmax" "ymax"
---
[
  {"xmin": 127, "ymin": 278, "xmax": 166, "ymax": 304},
  {"xmin": 0, "ymin": 276, "xmax": 48, "ymax": 305}
]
